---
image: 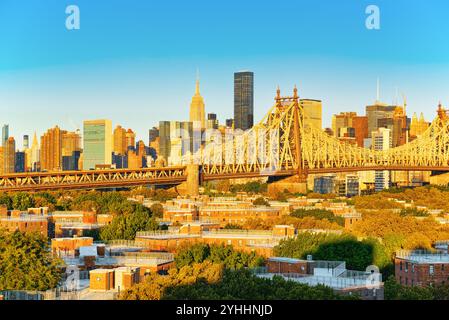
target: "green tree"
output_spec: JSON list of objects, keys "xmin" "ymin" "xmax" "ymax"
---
[
  {"xmin": 253, "ymin": 197, "xmax": 270, "ymax": 206},
  {"xmin": 291, "ymin": 208, "xmax": 344, "ymax": 226},
  {"xmin": 99, "ymin": 204, "xmax": 159, "ymax": 241},
  {"xmin": 0, "ymin": 230, "xmax": 63, "ymax": 291},
  {"xmin": 12, "ymin": 192, "xmax": 35, "ymax": 211},
  {"xmin": 0, "ymin": 193, "xmax": 12, "ymax": 210}
]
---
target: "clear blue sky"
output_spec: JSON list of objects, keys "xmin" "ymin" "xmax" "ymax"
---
[{"xmin": 1, "ymin": 0, "xmax": 449, "ymax": 149}]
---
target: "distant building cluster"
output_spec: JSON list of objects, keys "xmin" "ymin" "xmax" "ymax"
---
[
  {"xmin": 314, "ymin": 97, "xmax": 434, "ymax": 194},
  {"xmin": 0, "ymin": 70, "xmax": 328, "ymax": 174}
]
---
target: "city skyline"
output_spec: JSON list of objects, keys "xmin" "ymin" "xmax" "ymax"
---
[{"xmin": 1, "ymin": 0, "xmax": 449, "ymax": 148}]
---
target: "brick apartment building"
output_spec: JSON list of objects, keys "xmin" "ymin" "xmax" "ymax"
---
[
  {"xmin": 395, "ymin": 250, "xmax": 449, "ymax": 287},
  {"xmin": 0, "ymin": 207, "xmax": 48, "ymax": 237}
]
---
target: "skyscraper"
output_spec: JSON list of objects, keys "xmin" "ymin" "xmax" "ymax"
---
[
  {"xmin": 30, "ymin": 132, "xmax": 40, "ymax": 171},
  {"xmin": 300, "ymin": 99, "xmax": 322, "ymax": 130},
  {"xmin": 40, "ymin": 126, "xmax": 63, "ymax": 171},
  {"xmin": 159, "ymin": 121, "xmax": 171, "ymax": 162},
  {"xmin": 189, "ymin": 77, "xmax": 206, "ymax": 129},
  {"xmin": 2, "ymin": 125, "xmax": 9, "ymax": 146},
  {"xmin": 366, "ymin": 103, "xmax": 397, "ymax": 138},
  {"xmin": 4, "ymin": 137, "xmax": 16, "ymax": 173},
  {"xmin": 83, "ymin": 119, "xmax": 112, "ymax": 170},
  {"xmin": 23, "ymin": 135, "xmax": 29, "ymax": 149},
  {"xmin": 62, "ymin": 130, "xmax": 81, "ymax": 157},
  {"xmin": 234, "ymin": 71, "xmax": 254, "ymax": 131},
  {"xmin": 372, "ymin": 128, "xmax": 392, "ymax": 191},
  {"xmin": 125, "ymin": 129, "xmax": 136, "ymax": 151},
  {"xmin": 113, "ymin": 125, "xmax": 127, "ymax": 155}
]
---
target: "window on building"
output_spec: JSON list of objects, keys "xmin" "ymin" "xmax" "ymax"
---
[
  {"xmin": 443, "ymin": 264, "xmax": 445, "ymax": 271},
  {"xmin": 405, "ymin": 262, "xmax": 408, "ymax": 273},
  {"xmin": 399, "ymin": 261, "xmax": 403, "ymax": 271},
  {"xmin": 412, "ymin": 264, "xmax": 415, "ymax": 273},
  {"xmin": 430, "ymin": 265, "xmax": 435, "ymax": 275}
]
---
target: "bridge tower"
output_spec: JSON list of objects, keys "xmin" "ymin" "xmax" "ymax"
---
[{"xmin": 268, "ymin": 87, "xmax": 308, "ymax": 194}]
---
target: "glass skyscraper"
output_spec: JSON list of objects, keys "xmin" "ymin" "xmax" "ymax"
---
[
  {"xmin": 234, "ymin": 71, "xmax": 254, "ymax": 131},
  {"xmin": 83, "ymin": 119, "xmax": 112, "ymax": 170},
  {"xmin": 2, "ymin": 124, "xmax": 9, "ymax": 146}
]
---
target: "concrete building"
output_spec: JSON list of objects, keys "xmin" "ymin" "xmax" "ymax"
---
[{"xmin": 83, "ymin": 120, "xmax": 112, "ymax": 170}]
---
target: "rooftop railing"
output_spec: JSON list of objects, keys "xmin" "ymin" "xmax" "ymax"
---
[{"xmin": 396, "ymin": 249, "xmax": 449, "ymax": 263}]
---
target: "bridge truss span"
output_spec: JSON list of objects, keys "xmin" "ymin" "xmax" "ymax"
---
[{"xmin": 0, "ymin": 167, "xmax": 187, "ymax": 192}]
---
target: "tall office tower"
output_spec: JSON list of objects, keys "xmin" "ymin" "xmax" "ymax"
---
[
  {"xmin": 352, "ymin": 116, "xmax": 368, "ymax": 148},
  {"xmin": 30, "ymin": 132, "xmax": 40, "ymax": 171},
  {"xmin": 137, "ymin": 140, "xmax": 146, "ymax": 157},
  {"xmin": 366, "ymin": 103, "xmax": 397, "ymax": 138},
  {"xmin": 2, "ymin": 124, "xmax": 9, "ymax": 146},
  {"xmin": 189, "ymin": 77, "xmax": 206, "ymax": 129},
  {"xmin": 40, "ymin": 126, "xmax": 63, "ymax": 171},
  {"xmin": 234, "ymin": 71, "xmax": 254, "ymax": 131},
  {"xmin": 15, "ymin": 152, "xmax": 25, "ymax": 173},
  {"xmin": 23, "ymin": 135, "xmax": 29, "ymax": 149},
  {"xmin": 206, "ymin": 113, "xmax": 219, "ymax": 130},
  {"xmin": 83, "ymin": 119, "xmax": 112, "ymax": 170},
  {"xmin": 125, "ymin": 129, "xmax": 136, "ymax": 150},
  {"xmin": 113, "ymin": 125, "xmax": 127, "ymax": 155},
  {"xmin": 148, "ymin": 127, "xmax": 160, "ymax": 160},
  {"xmin": 62, "ymin": 130, "xmax": 81, "ymax": 157},
  {"xmin": 300, "ymin": 99, "xmax": 322, "ymax": 130},
  {"xmin": 4, "ymin": 137, "xmax": 16, "ymax": 173},
  {"xmin": 0, "ymin": 147, "xmax": 3, "ymax": 174},
  {"xmin": 149, "ymin": 127, "xmax": 159, "ymax": 145},
  {"xmin": 372, "ymin": 128, "xmax": 392, "ymax": 191},
  {"xmin": 159, "ymin": 121, "xmax": 171, "ymax": 162}
]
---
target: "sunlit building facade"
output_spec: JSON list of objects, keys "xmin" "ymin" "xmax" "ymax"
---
[{"xmin": 83, "ymin": 119, "xmax": 112, "ymax": 170}]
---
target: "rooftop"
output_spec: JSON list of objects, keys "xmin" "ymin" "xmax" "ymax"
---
[{"xmin": 396, "ymin": 250, "xmax": 449, "ymax": 263}]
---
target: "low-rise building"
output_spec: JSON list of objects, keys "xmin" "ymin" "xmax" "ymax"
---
[
  {"xmin": 395, "ymin": 250, "xmax": 449, "ymax": 287},
  {"xmin": 259, "ymin": 257, "xmax": 383, "ymax": 300}
]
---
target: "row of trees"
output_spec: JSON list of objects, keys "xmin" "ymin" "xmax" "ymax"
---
[
  {"xmin": 354, "ymin": 186, "xmax": 449, "ymax": 211},
  {"xmin": 290, "ymin": 208, "xmax": 345, "ymax": 226},
  {"xmin": 385, "ymin": 277, "xmax": 449, "ymax": 300},
  {"xmin": 273, "ymin": 232, "xmax": 391, "ymax": 273},
  {"xmin": 174, "ymin": 243, "xmax": 264, "ymax": 270},
  {"xmin": 119, "ymin": 261, "xmax": 350, "ymax": 300}
]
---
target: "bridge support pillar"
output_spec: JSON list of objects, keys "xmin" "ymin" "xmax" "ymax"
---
[
  {"xmin": 267, "ymin": 175, "xmax": 308, "ymax": 196},
  {"xmin": 174, "ymin": 164, "xmax": 201, "ymax": 197},
  {"xmin": 186, "ymin": 164, "xmax": 200, "ymax": 196}
]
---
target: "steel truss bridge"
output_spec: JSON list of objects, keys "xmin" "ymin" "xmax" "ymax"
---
[{"xmin": 2, "ymin": 87, "xmax": 449, "ymax": 192}]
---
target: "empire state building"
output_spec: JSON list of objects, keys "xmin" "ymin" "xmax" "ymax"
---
[{"xmin": 189, "ymin": 77, "xmax": 206, "ymax": 129}]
